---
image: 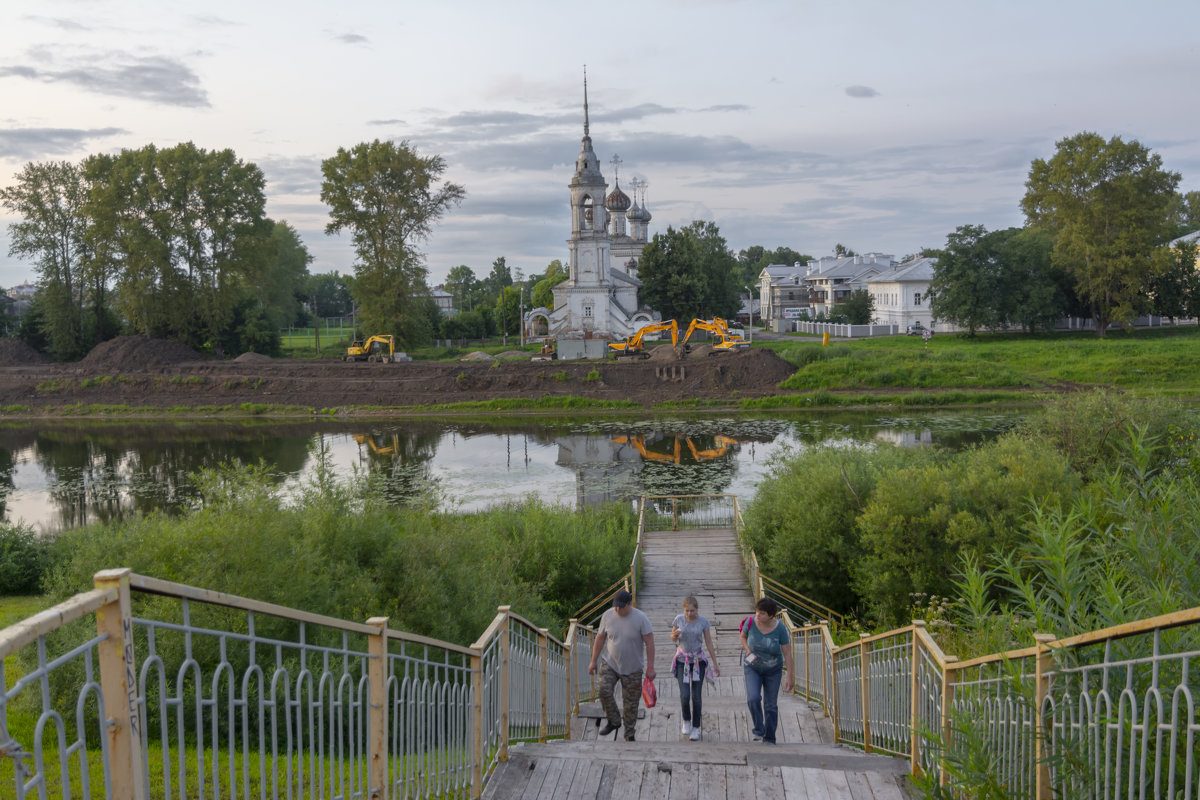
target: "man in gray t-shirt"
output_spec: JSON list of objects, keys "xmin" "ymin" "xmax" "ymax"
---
[{"xmin": 588, "ymin": 589, "xmax": 655, "ymax": 741}]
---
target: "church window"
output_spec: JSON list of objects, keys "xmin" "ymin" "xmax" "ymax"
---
[
  {"xmin": 914, "ymin": 293, "xmax": 922, "ymax": 306},
  {"xmin": 584, "ymin": 305, "xmax": 593, "ymax": 318}
]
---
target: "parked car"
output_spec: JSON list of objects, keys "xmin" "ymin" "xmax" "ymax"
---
[{"xmin": 905, "ymin": 323, "xmax": 933, "ymax": 336}]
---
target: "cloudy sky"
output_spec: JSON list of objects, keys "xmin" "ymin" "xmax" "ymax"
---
[{"xmin": 2, "ymin": 0, "xmax": 1198, "ymax": 290}]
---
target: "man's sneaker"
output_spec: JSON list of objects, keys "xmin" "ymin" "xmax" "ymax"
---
[
  {"xmin": 598, "ymin": 721, "xmax": 620, "ymax": 737},
  {"xmin": 752, "ymin": 730, "xmax": 763, "ymax": 742},
  {"xmin": 689, "ymin": 726, "xmax": 701, "ymax": 741},
  {"xmin": 681, "ymin": 721, "xmax": 691, "ymax": 736}
]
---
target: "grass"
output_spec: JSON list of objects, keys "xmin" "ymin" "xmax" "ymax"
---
[{"xmin": 763, "ymin": 326, "xmax": 1200, "ymax": 394}]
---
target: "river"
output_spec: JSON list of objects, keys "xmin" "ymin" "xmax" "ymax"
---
[{"xmin": 1, "ymin": 410, "xmax": 1026, "ymax": 534}]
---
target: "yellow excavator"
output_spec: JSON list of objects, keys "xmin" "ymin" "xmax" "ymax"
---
[
  {"xmin": 679, "ymin": 318, "xmax": 750, "ymax": 354},
  {"xmin": 608, "ymin": 320, "xmax": 679, "ymax": 360},
  {"xmin": 344, "ymin": 335, "xmax": 406, "ymax": 363}
]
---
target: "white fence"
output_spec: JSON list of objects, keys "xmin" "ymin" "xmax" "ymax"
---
[{"xmin": 0, "ymin": 569, "xmax": 598, "ymax": 799}]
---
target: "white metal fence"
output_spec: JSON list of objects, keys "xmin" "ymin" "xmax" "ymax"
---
[{"xmin": 0, "ymin": 570, "xmax": 589, "ymax": 800}]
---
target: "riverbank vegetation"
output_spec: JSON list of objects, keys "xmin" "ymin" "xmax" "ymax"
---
[
  {"xmin": 742, "ymin": 390, "xmax": 1200, "ymax": 658},
  {"xmin": 12, "ymin": 456, "xmax": 635, "ymax": 645},
  {"xmin": 767, "ymin": 325, "xmax": 1200, "ymax": 394}
]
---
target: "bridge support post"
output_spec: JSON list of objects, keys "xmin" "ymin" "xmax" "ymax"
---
[
  {"xmin": 471, "ymin": 648, "xmax": 484, "ymax": 798},
  {"xmin": 565, "ymin": 619, "xmax": 579, "ymax": 741},
  {"xmin": 910, "ymin": 621, "xmax": 924, "ymax": 778},
  {"xmin": 939, "ymin": 656, "xmax": 958, "ymax": 788},
  {"xmin": 498, "ymin": 606, "xmax": 512, "ymax": 763},
  {"xmin": 859, "ymin": 633, "xmax": 872, "ymax": 752},
  {"xmin": 1034, "ymin": 633, "xmax": 1056, "ymax": 800},
  {"xmin": 94, "ymin": 568, "xmax": 147, "ymax": 800},
  {"xmin": 366, "ymin": 617, "xmax": 388, "ymax": 800},
  {"xmin": 539, "ymin": 628, "xmax": 550, "ymax": 742}
]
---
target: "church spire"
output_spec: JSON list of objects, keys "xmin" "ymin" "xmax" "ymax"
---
[{"xmin": 583, "ymin": 65, "xmax": 590, "ymax": 139}]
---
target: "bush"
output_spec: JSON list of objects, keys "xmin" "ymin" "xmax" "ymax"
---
[
  {"xmin": 0, "ymin": 524, "xmax": 50, "ymax": 595},
  {"xmin": 41, "ymin": 461, "xmax": 636, "ymax": 645},
  {"xmin": 742, "ymin": 444, "xmax": 913, "ymax": 614},
  {"xmin": 854, "ymin": 434, "xmax": 1077, "ymax": 625}
]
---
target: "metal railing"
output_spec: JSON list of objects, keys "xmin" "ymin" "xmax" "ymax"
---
[
  {"xmin": 0, "ymin": 569, "xmax": 588, "ymax": 800},
  {"xmin": 733, "ymin": 505, "xmax": 1200, "ymax": 797},
  {"xmin": 640, "ymin": 494, "xmax": 738, "ymax": 531}
]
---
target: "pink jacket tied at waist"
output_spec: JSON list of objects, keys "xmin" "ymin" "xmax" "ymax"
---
[{"xmin": 673, "ymin": 648, "xmax": 713, "ymax": 684}]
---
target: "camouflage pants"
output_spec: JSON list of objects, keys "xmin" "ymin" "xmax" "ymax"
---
[{"xmin": 598, "ymin": 662, "xmax": 642, "ymax": 739}]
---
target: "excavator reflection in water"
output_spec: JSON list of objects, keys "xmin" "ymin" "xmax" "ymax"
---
[{"xmin": 612, "ymin": 433, "xmax": 739, "ymax": 464}]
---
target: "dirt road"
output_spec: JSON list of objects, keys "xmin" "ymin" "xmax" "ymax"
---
[{"xmin": 0, "ymin": 336, "xmax": 797, "ymax": 414}]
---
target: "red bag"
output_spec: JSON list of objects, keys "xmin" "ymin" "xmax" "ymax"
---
[{"xmin": 641, "ymin": 676, "xmax": 657, "ymax": 708}]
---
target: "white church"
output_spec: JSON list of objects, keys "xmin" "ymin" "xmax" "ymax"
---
[{"xmin": 525, "ymin": 77, "xmax": 660, "ymax": 358}]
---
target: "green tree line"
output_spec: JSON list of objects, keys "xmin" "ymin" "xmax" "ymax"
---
[
  {"xmin": 932, "ymin": 132, "xmax": 1200, "ymax": 336},
  {"xmin": 2, "ymin": 144, "xmax": 317, "ymax": 359}
]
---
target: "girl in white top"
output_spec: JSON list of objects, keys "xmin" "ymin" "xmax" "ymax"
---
[{"xmin": 671, "ymin": 596, "xmax": 720, "ymax": 740}]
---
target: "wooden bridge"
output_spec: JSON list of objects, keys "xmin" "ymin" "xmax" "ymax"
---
[
  {"xmin": 5, "ymin": 494, "xmax": 1197, "ymax": 799},
  {"xmin": 481, "ymin": 526, "xmax": 912, "ymax": 799}
]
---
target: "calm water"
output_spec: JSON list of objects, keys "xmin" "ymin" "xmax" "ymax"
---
[{"xmin": 1, "ymin": 411, "xmax": 1025, "ymax": 534}]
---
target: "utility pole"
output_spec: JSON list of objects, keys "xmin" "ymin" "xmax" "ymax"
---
[
  {"xmin": 746, "ymin": 286, "xmax": 754, "ymax": 343},
  {"xmin": 519, "ymin": 287, "xmax": 525, "ymax": 347}
]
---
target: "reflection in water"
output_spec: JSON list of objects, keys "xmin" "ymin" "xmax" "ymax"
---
[{"xmin": 2, "ymin": 411, "xmax": 1024, "ymax": 534}]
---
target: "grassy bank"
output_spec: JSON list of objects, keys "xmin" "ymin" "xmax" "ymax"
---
[{"xmin": 763, "ymin": 325, "xmax": 1200, "ymax": 392}]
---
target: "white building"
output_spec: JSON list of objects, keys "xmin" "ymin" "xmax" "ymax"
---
[
  {"xmin": 757, "ymin": 263, "xmax": 809, "ymax": 323},
  {"xmin": 525, "ymin": 77, "xmax": 658, "ymax": 356},
  {"xmin": 867, "ymin": 256, "xmax": 938, "ymax": 330},
  {"xmin": 805, "ymin": 253, "xmax": 895, "ymax": 318}
]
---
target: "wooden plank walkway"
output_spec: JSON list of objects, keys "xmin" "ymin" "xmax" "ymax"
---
[{"xmin": 483, "ymin": 528, "xmax": 914, "ymax": 799}]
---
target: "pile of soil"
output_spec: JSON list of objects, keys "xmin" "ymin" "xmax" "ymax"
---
[
  {"xmin": 79, "ymin": 336, "xmax": 203, "ymax": 370},
  {"xmin": 234, "ymin": 352, "xmax": 273, "ymax": 363},
  {"xmin": 460, "ymin": 351, "xmax": 494, "ymax": 362},
  {"xmin": 0, "ymin": 337, "xmax": 51, "ymax": 366},
  {"xmin": 0, "ymin": 343, "xmax": 801, "ymax": 412}
]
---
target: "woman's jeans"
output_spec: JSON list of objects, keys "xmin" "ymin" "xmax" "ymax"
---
[
  {"xmin": 675, "ymin": 661, "xmax": 707, "ymax": 726},
  {"xmin": 744, "ymin": 663, "xmax": 783, "ymax": 743}
]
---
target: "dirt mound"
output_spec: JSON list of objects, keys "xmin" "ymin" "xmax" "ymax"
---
[
  {"xmin": 688, "ymin": 344, "xmax": 716, "ymax": 359},
  {"xmin": 646, "ymin": 344, "xmax": 680, "ymax": 362},
  {"xmin": 234, "ymin": 352, "xmax": 273, "ymax": 363},
  {"xmin": 460, "ymin": 351, "xmax": 494, "ymax": 362},
  {"xmin": 0, "ymin": 337, "xmax": 51, "ymax": 366},
  {"xmin": 80, "ymin": 336, "xmax": 203, "ymax": 370}
]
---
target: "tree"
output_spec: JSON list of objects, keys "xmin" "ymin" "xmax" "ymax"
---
[
  {"xmin": 444, "ymin": 265, "xmax": 478, "ymax": 311},
  {"xmin": 531, "ymin": 259, "xmax": 568, "ymax": 309},
  {"xmin": 306, "ymin": 272, "xmax": 353, "ymax": 318},
  {"xmin": 834, "ymin": 243, "xmax": 857, "ymax": 257},
  {"xmin": 1021, "ymin": 132, "xmax": 1180, "ymax": 336},
  {"xmin": 929, "ymin": 225, "xmax": 1009, "ymax": 336},
  {"xmin": 84, "ymin": 143, "xmax": 275, "ymax": 351},
  {"xmin": 495, "ymin": 286, "xmax": 521, "ymax": 337},
  {"xmin": 0, "ymin": 161, "xmax": 90, "ymax": 359},
  {"xmin": 735, "ymin": 245, "xmax": 811, "ymax": 288},
  {"xmin": 257, "ymin": 221, "xmax": 312, "ymax": 330},
  {"xmin": 840, "ymin": 288, "xmax": 875, "ymax": 325},
  {"xmin": 320, "ymin": 139, "xmax": 464, "ymax": 346},
  {"xmin": 485, "ymin": 257, "xmax": 512, "ymax": 297},
  {"xmin": 1149, "ymin": 240, "xmax": 1200, "ymax": 324},
  {"xmin": 639, "ymin": 221, "xmax": 739, "ymax": 321}
]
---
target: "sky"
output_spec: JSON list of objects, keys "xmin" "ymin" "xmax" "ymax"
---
[{"xmin": 2, "ymin": 0, "xmax": 1199, "ymax": 291}]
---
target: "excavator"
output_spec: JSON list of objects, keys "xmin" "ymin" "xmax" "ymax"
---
[
  {"xmin": 608, "ymin": 319, "xmax": 679, "ymax": 360},
  {"xmin": 679, "ymin": 318, "xmax": 750, "ymax": 354},
  {"xmin": 344, "ymin": 335, "xmax": 408, "ymax": 363},
  {"xmin": 613, "ymin": 433, "xmax": 740, "ymax": 463}
]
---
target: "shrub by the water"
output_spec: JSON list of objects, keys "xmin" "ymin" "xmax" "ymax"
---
[
  {"xmin": 42, "ymin": 459, "xmax": 636, "ymax": 645},
  {"xmin": 0, "ymin": 524, "xmax": 50, "ymax": 595}
]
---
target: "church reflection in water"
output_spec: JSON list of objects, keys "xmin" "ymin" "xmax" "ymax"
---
[{"xmin": 554, "ymin": 432, "xmax": 745, "ymax": 510}]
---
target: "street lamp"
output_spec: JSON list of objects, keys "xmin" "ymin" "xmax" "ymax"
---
[{"xmin": 745, "ymin": 286, "xmax": 754, "ymax": 343}]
